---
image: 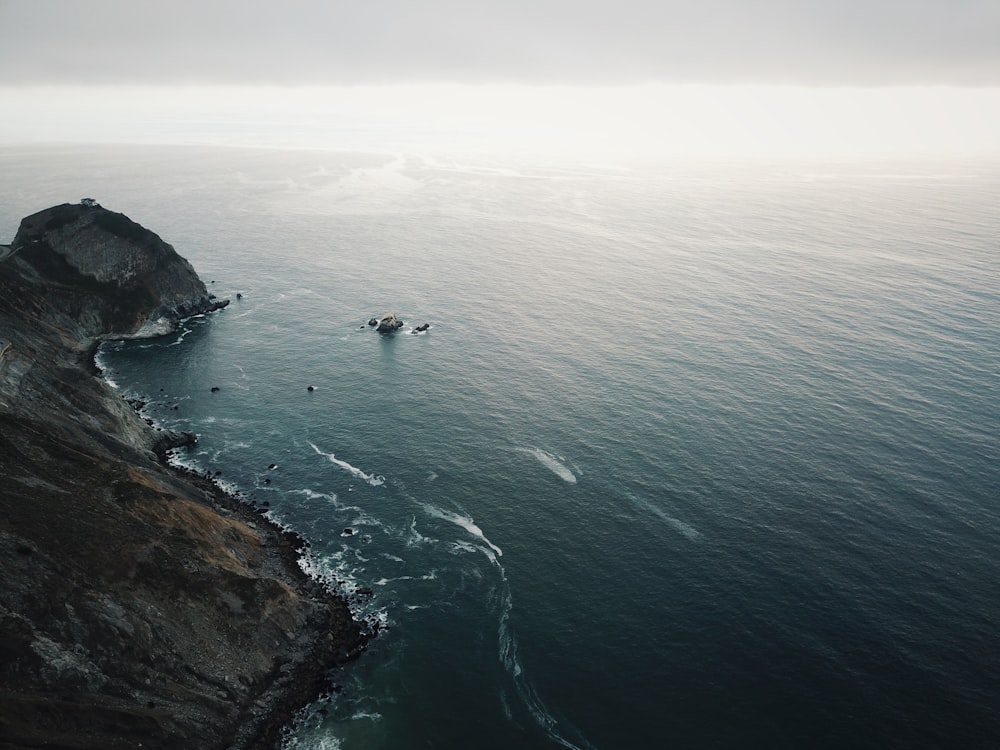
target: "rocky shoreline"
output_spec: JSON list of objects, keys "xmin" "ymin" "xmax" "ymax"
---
[{"xmin": 0, "ymin": 203, "xmax": 368, "ymax": 749}]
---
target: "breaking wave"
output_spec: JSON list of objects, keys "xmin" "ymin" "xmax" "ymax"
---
[
  {"xmin": 310, "ymin": 442, "xmax": 385, "ymax": 486},
  {"xmin": 524, "ymin": 448, "xmax": 577, "ymax": 484},
  {"xmin": 419, "ymin": 503, "xmax": 503, "ymax": 558}
]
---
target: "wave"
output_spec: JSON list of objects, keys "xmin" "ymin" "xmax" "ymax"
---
[
  {"xmin": 402, "ymin": 495, "xmax": 591, "ymax": 747},
  {"xmin": 310, "ymin": 442, "xmax": 385, "ymax": 487},
  {"xmin": 349, "ymin": 711, "xmax": 383, "ymax": 721},
  {"xmin": 493, "ymin": 548, "xmax": 595, "ymax": 750},
  {"xmin": 411, "ymin": 497, "xmax": 593, "ymax": 750},
  {"xmin": 419, "ymin": 503, "xmax": 503, "ymax": 558},
  {"xmin": 165, "ymin": 324, "xmax": 197, "ymax": 347},
  {"xmin": 373, "ymin": 570, "xmax": 438, "ymax": 586},
  {"xmin": 283, "ymin": 733, "xmax": 342, "ymax": 750},
  {"xmin": 631, "ymin": 495, "xmax": 702, "ymax": 541},
  {"xmin": 405, "ymin": 516, "xmax": 437, "ymax": 547},
  {"xmin": 289, "ymin": 488, "xmax": 337, "ymax": 503},
  {"xmin": 523, "ymin": 448, "xmax": 577, "ymax": 484},
  {"xmin": 286, "ymin": 488, "xmax": 389, "ymax": 536}
]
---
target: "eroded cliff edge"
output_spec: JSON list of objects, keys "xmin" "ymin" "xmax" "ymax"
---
[{"xmin": 0, "ymin": 204, "xmax": 366, "ymax": 749}]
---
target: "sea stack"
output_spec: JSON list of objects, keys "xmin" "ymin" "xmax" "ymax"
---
[{"xmin": 375, "ymin": 312, "xmax": 403, "ymax": 333}]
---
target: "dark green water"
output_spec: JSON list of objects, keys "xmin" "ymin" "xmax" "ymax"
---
[{"xmin": 3, "ymin": 146, "xmax": 999, "ymax": 749}]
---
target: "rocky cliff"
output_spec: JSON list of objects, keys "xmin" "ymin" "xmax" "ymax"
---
[
  {"xmin": 7, "ymin": 202, "xmax": 228, "ymax": 339},
  {"xmin": 0, "ymin": 204, "xmax": 366, "ymax": 749}
]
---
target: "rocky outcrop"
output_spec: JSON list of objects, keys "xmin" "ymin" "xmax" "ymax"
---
[
  {"xmin": 0, "ymin": 204, "xmax": 366, "ymax": 749},
  {"xmin": 375, "ymin": 312, "xmax": 403, "ymax": 333},
  {"xmin": 7, "ymin": 202, "xmax": 228, "ymax": 340},
  {"xmin": 151, "ymin": 429, "xmax": 199, "ymax": 458}
]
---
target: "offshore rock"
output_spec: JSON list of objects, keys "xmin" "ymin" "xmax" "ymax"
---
[
  {"xmin": 375, "ymin": 312, "xmax": 403, "ymax": 333},
  {"xmin": 0, "ymin": 203, "xmax": 366, "ymax": 749}
]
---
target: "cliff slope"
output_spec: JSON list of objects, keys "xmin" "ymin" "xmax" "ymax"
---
[{"xmin": 0, "ymin": 204, "xmax": 364, "ymax": 749}]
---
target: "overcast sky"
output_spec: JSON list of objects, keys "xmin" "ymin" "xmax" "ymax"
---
[
  {"xmin": 1, "ymin": 0, "xmax": 999, "ymax": 86},
  {"xmin": 2, "ymin": 1, "xmax": 999, "ymax": 158}
]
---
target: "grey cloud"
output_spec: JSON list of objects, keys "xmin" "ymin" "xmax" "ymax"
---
[{"xmin": 1, "ymin": 0, "xmax": 998, "ymax": 85}]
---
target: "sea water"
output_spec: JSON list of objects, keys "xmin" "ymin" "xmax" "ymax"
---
[{"xmin": 1, "ymin": 145, "xmax": 999, "ymax": 749}]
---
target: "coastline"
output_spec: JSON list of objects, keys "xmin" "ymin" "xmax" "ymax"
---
[
  {"xmin": 129, "ymin": 388, "xmax": 372, "ymax": 749},
  {"xmin": 0, "ymin": 204, "xmax": 369, "ymax": 748},
  {"xmin": 155, "ymin": 455, "xmax": 370, "ymax": 749}
]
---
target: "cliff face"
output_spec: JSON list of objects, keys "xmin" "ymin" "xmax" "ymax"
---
[
  {"xmin": 8, "ymin": 202, "xmax": 227, "ymax": 339},
  {"xmin": 0, "ymin": 204, "xmax": 364, "ymax": 749}
]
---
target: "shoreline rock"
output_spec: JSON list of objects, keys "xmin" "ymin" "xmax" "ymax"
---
[{"xmin": 0, "ymin": 203, "xmax": 368, "ymax": 749}]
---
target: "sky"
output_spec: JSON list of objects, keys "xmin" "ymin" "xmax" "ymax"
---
[{"xmin": 1, "ymin": 0, "xmax": 999, "ymax": 159}]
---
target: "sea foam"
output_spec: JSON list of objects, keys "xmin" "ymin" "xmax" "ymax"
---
[
  {"xmin": 524, "ymin": 448, "xmax": 577, "ymax": 483},
  {"xmin": 310, "ymin": 442, "xmax": 385, "ymax": 487},
  {"xmin": 419, "ymin": 503, "xmax": 503, "ymax": 558},
  {"xmin": 631, "ymin": 495, "xmax": 702, "ymax": 541}
]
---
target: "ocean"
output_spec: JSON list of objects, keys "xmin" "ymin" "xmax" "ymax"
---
[{"xmin": 2, "ymin": 145, "xmax": 998, "ymax": 749}]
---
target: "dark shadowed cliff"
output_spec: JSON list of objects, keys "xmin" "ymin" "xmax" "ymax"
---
[{"xmin": 0, "ymin": 204, "xmax": 365, "ymax": 749}]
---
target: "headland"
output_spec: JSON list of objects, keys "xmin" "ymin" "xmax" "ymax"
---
[{"xmin": 0, "ymin": 202, "xmax": 367, "ymax": 749}]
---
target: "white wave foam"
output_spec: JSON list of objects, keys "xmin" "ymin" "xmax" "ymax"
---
[
  {"xmin": 310, "ymin": 442, "xmax": 385, "ymax": 487},
  {"xmin": 289, "ymin": 487, "xmax": 339, "ymax": 506},
  {"xmin": 166, "ymin": 325, "xmax": 196, "ymax": 346},
  {"xmin": 632, "ymin": 495, "xmax": 702, "ymax": 541},
  {"xmin": 405, "ymin": 517, "xmax": 436, "ymax": 547},
  {"xmin": 373, "ymin": 570, "xmax": 438, "ymax": 586},
  {"xmin": 283, "ymin": 733, "xmax": 342, "ymax": 750},
  {"xmin": 491, "ymin": 543, "xmax": 595, "ymax": 750},
  {"xmin": 350, "ymin": 711, "xmax": 383, "ymax": 721},
  {"xmin": 524, "ymin": 448, "xmax": 577, "ymax": 484},
  {"xmin": 449, "ymin": 539, "xmax": 482, "ymax": 557},
  {"xmin": 420, "ymin": 503, "xmax": 503, "ymax": 558}
]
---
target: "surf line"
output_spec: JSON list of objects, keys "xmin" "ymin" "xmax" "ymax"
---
[{"xmin": 309, "ymin": 442, "xmax": 385, "ymax": 487}]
